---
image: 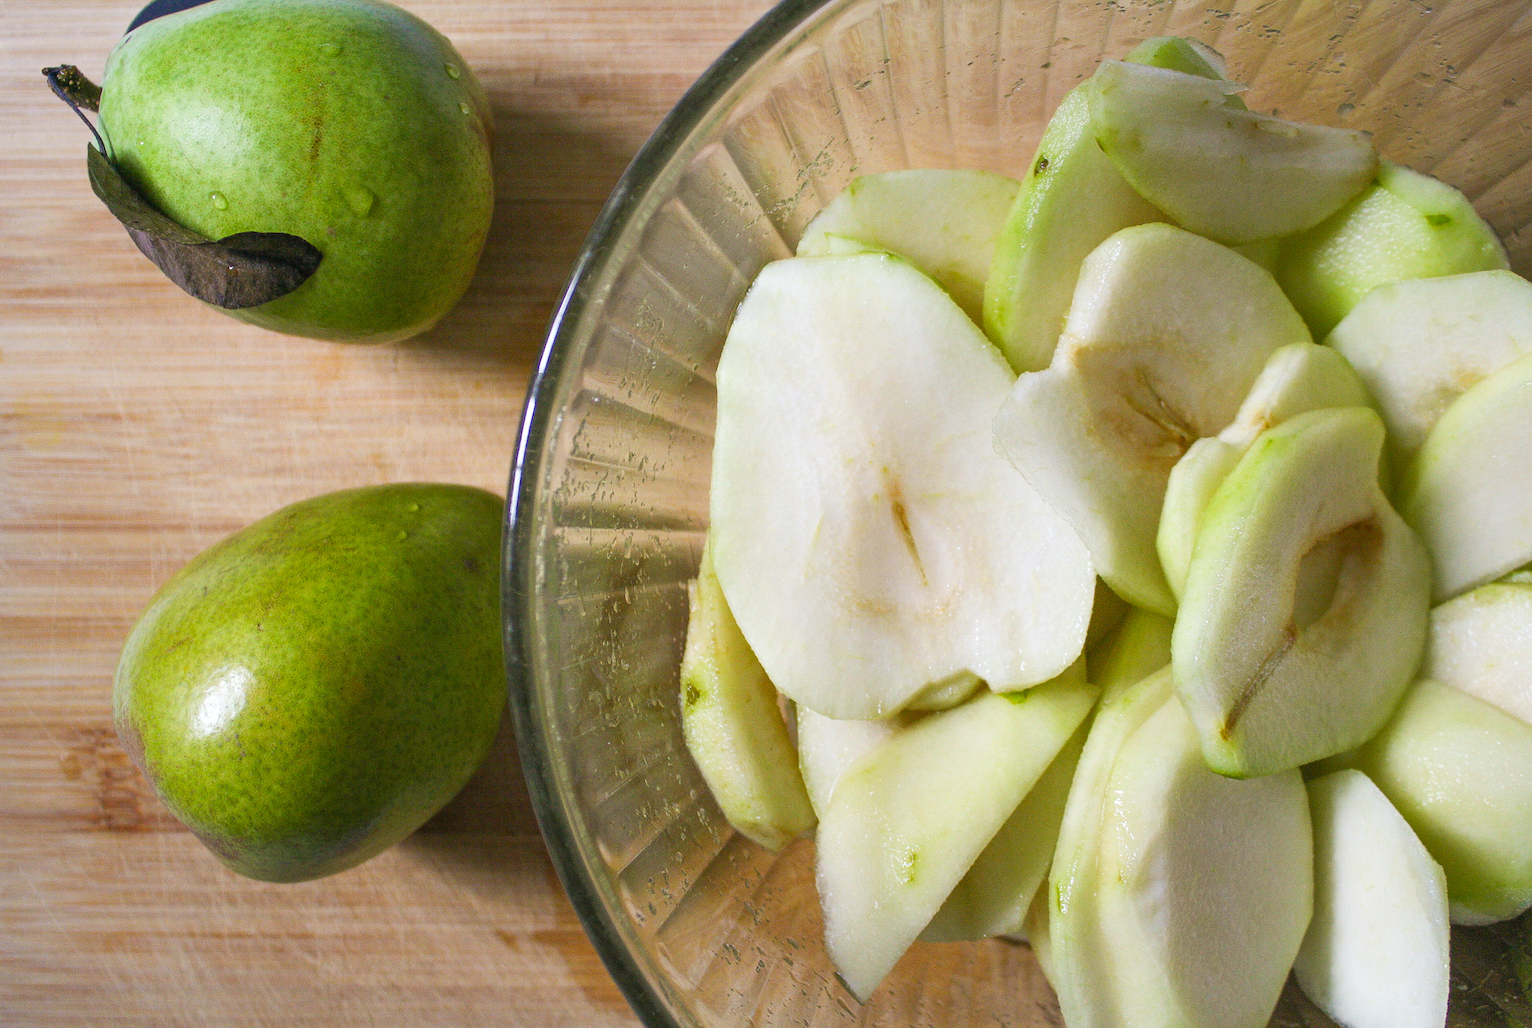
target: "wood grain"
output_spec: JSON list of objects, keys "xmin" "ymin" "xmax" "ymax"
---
[{"xmin": 1, "ymin": 1, "xmax": 773, "ymax": 1023}]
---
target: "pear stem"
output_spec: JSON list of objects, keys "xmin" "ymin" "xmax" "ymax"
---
[{"xmin": 43, "ymin": 65, "xmax": 109, "ymax": 157}]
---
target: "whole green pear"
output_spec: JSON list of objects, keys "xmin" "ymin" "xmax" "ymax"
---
[
  {"xmin": 113, "ymin": 483, "xmax": 506, "ymax": 882},
  {"xmin": 97, "ymin": 0, "xmax": 495, "ymax": 343}
]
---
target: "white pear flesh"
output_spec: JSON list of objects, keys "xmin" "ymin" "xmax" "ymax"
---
[
  {"xmin": 994, "ymin": 223, "xmax": 1311, "ymax": 615},
  {"xmin": 1326, "ymin": 270, "xmax": 1532, "ymax": 462},
  {"xmin": 1340, "ymin": 678, "xmax": 1532, "ymax": 925},
  {"xmin": 815, "ymin": 674, "xmax": 1099, "ymax": 1000},
  {"xmin": 1403, "ymin": 350, "xmax": 1532, "ymax": 602},
  {"xmin": 1174, "ymin": 406, "xmax": 1431, "ymax": 777},
  {"xmin": 983, "ymin": 86, "xmax": 1163, "ymax": 374},
  {"xmin": 1087, "ymin": 61, "xmax": 1376, "ymax": 245},
  {"xmin": 922, "ymin": 714, "xmax": 1089, "ymax": 942},
  {"xmin": 1158, "ymin": 342, "xmax": 1371, "ymax": 599},
  {"xmin": 1425, "ymin": 582, "xmax": 1532, "ymax": 727},
  {"xmin": 711, "ymin": 253, "xmax": 1095, "ymax": 719},
  {"xmin": 680, "ymin": 544, "xmax": 815, "ymax": 851},
  {"xmin": 1293, "ymin": 770, "xmax": 1449, "ymax": 1028},
  {"xmin": 795, "ymin": 705, "xmax": 910, "ymax": 818},
  {"xmin": 1048, "ymin": 666, "xmax": 1176, "ymax": 1028},
  {"xmin": 1091, "ymin": 692, "xmax": 1312, "ymax": 1028},
  {"xmin": 797, "ymin": 169, "xmax": 1019, "ymax": 325}
]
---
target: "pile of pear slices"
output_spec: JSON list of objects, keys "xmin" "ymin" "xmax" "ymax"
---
[{"xmin": 677, "ymin": 35, "xmax": 1532, "ymax": 1028}]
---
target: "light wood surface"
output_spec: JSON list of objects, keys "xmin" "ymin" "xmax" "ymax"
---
[{"xmin": 1, "ymin": 1, "xmax": 773, "ymax": 1023}]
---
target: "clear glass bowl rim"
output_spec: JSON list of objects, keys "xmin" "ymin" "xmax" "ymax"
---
[{"xmin": 502, "ymin": 1, "xmax": 835, "ymax": 1023}]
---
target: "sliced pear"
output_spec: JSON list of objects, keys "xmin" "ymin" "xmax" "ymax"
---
[
  {"xmin": 796, "ymin": 169, "xmax": 1020, "ymax": 324},
  {"xmin": 815, "ymin": 672, "xmax": 1099, "ymax": 1000},
  {"xmin": 1085, "ymin": 689, "xmax": 1312, "ymax": 1028},
  {"xmin": 1278, "ymin": 162, "xmax": 1509, "ymax": 338},
  {"xmin": 1326, "ymin": 271, "xmax": 1532, "ymax": 467},
  {"xmin": 1424, "ymin": 582, "xmax": 1532, "ymax": 726},
  {"xmin": 1337, "ymin": 678, "xmax": 1532, "ymax": 925},
  {"xmin": 1086, "ymin": 605, "xmax": 1174, "ymax": 697},
  {"xmin": 1174, "ymin": 406, "xmax": 1431, "ymax": 777},
  {"xmin": 1402, "ymin": 350, "xmax": 1532, "ymax": 602},
  {"xmin": 1293, "ymin": 769, "xmax": 1449, "ymax": 1028},
  {"xmin": 994, "ymin": 223, "xmax": 1311, "ymax": 615},
  {"xmin": 1023, "ymin": 882, "xmax": 1054, "ymax": 985},
  {"xmin": 1087, "ymin": 60, "xmax": 1376, "ymax": 245},
  {"xmin": 1158, "ymin": 342, "xmax": 1372, "ymax": 599},
  {"xmin": 1048, "ymin": 666, "xmax": 1177, "ymax": 1028},
  {"xmin": 794, "ymin": 705, "xmax": 910, "ymax": 818},
  {"xmin": 921, "ymin": 714, "xmax": 1089, "ymax": 942},
  {"xmin": 1120, "ymin": 35, "xmax": 1233, "ymax": 82},
  {"xmin": 680, "ymin": 542, "xmax": 815, "ymax": 850},
  {"xmin": 712, "ymin": 253, "xmax": 1096, "ymax": 720}
]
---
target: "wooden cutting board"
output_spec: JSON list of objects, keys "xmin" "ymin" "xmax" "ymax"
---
[{"xmin": 0, "ymin": 2, "xmax": 772, "ymax": 1023}]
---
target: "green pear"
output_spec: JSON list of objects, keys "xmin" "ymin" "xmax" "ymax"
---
[
  {"xmin": 114, "ymin": 484, "xmax": 506, "ymax": 882},
  {"xmin": 97, "ymin": 0, "xmax": 495, "ymax": 342}
]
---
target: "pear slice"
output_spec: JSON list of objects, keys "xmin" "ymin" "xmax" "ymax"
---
[
  {"xmin": 1402, "ymin": 350, "xmax": 1532, "ymax": 602},
  {"xmin": 680, "ymin": 541, "xmax": 816, "ymax": 851},
  {"xmin": 1158, "ymin": 342, "xmax": 1372, "ymax": 599},
  {"xmin": 1424, "ymin": 582, "xmax": 1532, "ymax": 726},
  {"xmin": 1335, "ymin": 678, "xmax": 1532, "ymax": 925},
  {"xmin": 1174, "ymin": 406, "xmax": 1431, "ymax": 777},
  {"xmin": 1278, "ymin": 162, "xmax": 1510, "ymax": 339},
  {"xmin": 795, "ymin": 705, "xmax": 912, "ymax": 818},
  {"xmin": 983, "ymin": 36, "xmax": 1233, "ymax": 374},
  {"xmin": 815, "ymin": 672, "xmax": 1098, "ymax": 1000},
  {"xmin": 1326, "ymin": 271, "xmax": 1532, "ymax": 466},
  {"xmin": 994, "ymin": 223, "xmax": 1311, "ymax": 615},
  {"xmin": 1087, "ymin": 60, "xmax": 1376, "ymax": 245},
  {"xmin": 796, "ymin": 169, "xmax": 1019, "ymax": 325},
  {"xmin": 711, "ymin": 253, "xmax": 1096, "ymax": 720},
  {"xmin": 1087, "ymin": 605, "xmax": 1174, "ymax": 697},
  {"xmin": 921, "ymin": 714, "xmax": 1089, "ymax": 942},
  {"xmin": 1086, "ymin": 690, "xmax": 1312, "ymax": 1028},
  {"xmin": 1048, "ymin": 666, "xmax": 1176, "ymax": 1028},
  {"xmin": 1293, "ymin": 770, "xmax": 1449, "ymax": 1028}
]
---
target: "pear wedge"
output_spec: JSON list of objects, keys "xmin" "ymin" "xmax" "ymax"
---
[
  {"xmin": 1086, "ymin": 690, "xmax": 1312, "ymax": 1028},
  {"xmin": 1293, "ymin": 770, "xmax": 1449, "ymax": 1028},
  {"xmin": 1087, "ymin": 605, "xmax": 1174, "ymax": 697},
  {"xmin": 680, "ymin": 542, "xmax": 815, "ymax": 851},
  {"xmin": 994, "ymin": 223, "xmax": 1310, "ymax": 615},
  {"xmin": 1087, "ymin": 60, "xmax": 1376, "ymax": 245},
  {"xmin": 795, "ymin": 705, "xmax": 912, "ymax": 818},
  {"xmin": 815, "ymin": 672, "xmax": 1098, "ymax": 1000},
  {"xmin": 1425, "ymin": 582, "xmax": 1532, "ymax": 727},
  {"xmin": 712, "ymin": 253, "xmax": 1095, "ymax": 720},
  {"xmin": 1174, "ymin": 406, "xmax": 1431, "ymax": 777},
  {"xmin": 1278, "ymin": 162, "xmax": 1509, "ymax": 338},
  {"xmin": 1402, "ymin": 350, "xmax": 1532, "ymax": 602},
  {"xmin": 1327, "ymin": 271, "xmax": 1532, "ymax": 466},
  {"xmin": 1336, "ymin": 678, "xmax": 1532, "ymax": 925},
  {"xmin": 1158, "ymin": 342, "xmax": 1371, "ymax": 599},
  {"xmin": 797, "ymin": 170, "xmax": 1019, "ymax": 324}
]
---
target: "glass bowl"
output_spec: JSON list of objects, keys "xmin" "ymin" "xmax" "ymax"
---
[{"xmin": 504, "ymin": 0, "xmax": 1532, "ymax": 1024}]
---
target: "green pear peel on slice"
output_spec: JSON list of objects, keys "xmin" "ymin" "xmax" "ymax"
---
[
  {"xmin": 1293, "ymin": 770, "xmax": 1449, "ymax": 1028},
  {"xmin": 1403, "ymin": 350, "xmax": 1532, "ymax": 603},
  {"xmin": 1425, "ymin": 582, "xmax": 1532, "ymax": 727},
  {"xmin": 1087, "ymin": 60, "xmax": 1376, "ymax": 245},
  {"xmin": 982, "ymin": 36, "xmax": 1239, "ymax": 375},
  {"xmin": 815, "ymin": 672, "xmax": 1099, "ymax": 1000},
  {"xmin": 994, "ymin": 223, "xmax": 1311, "ymax": 616},
  {"xmin": 1334, "ymin": 678, "xmax": 1532, "ymax": 925},
  {"xmin": 1326, "ymin": 271, "xmax": 1532, "ymax": 468},
  {"xmin": 1278, "ymin": 162, "xmax": 1509, "ymax": 339},
  {"xmin": 712, "ymin": 253, "xmax": 1096, "ymax": 720},
  {"xmin": 1158, "ymin": 342, "xmax": 1372, "ymax": 599},
  {"xmin": 796, "ymin": 169, "xmax": 1020, "ymax": 325},
  {"xmin": 1048, "ymin": 666, "xmax": 1176, "ymax": 1028},
  {"xmin": 679, "ymin": 542, "xmax": 816, "ymax": 851},
  {"xmin": 921, "ymin": 713, "xmax": 1089, "ymax": 942},
  {"xmin": 1174, "ymin": 406, "xmax": 1431, "ymax": 778},
  {"xmin": 1091, "ymin": 690, "xmax": 1312, "ymax": 1028}
]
